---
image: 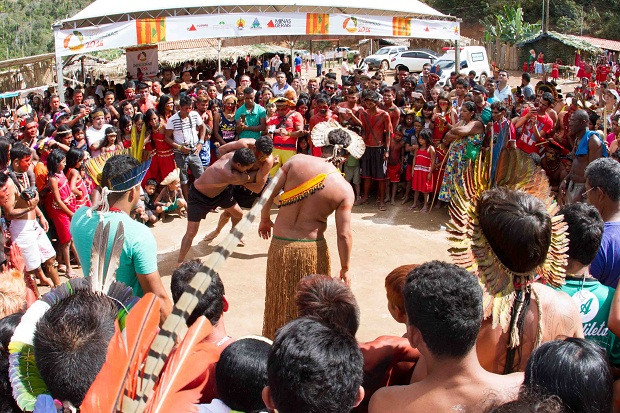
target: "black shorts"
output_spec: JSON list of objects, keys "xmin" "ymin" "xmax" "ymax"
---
[
  {"xmin": 232, "ymin": 177, "xmax": 271, "ymax": 209},
  {"xmin": 361, "ymin": 146, "xmax": 387, "ymax": 180},
  {"xmin": 187, "ymin": 184, "xmax": 236, "ymax": 222}
]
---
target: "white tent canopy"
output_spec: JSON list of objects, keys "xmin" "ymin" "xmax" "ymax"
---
[
  {"xmin": 53, "ymin": 0, "xmax": 459, "ymax": 99},
  {"xmin": 58, "ymin": 0, "xmax": 454, "ymax": 28}
]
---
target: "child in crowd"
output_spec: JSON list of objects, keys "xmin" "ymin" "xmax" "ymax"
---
[
  {"xmin": 387, "ymin": 129, "xmax": 404, "ymax": 205},
  {"xmin": 421, "ymin": 101, "xmax": 435, "ymax": 130},
  {"xmin": 142, "ymin": 178, "xmax": 159, "ymax": 224},
  {"xmin": 198, "ymin": 337, "xmax": 271, "ymax": 413},
  {"xmin": 401, "ymin": 114, "xmax": 421, "ymax": 204},
  {"xmin": 65, "ymin": 147, "xmax": 91, "ymax": 211},
  {"xmin": 46, "ymin": 149, "xmax": 77, "ymax": 278},
  {"xmin": 71, "ymin": 125, "xmax": 89, "ymax": 152},
  {"xmin": 296, "ymin": 136, "xmax": 311, "ymax": 155},
  {"xmin": 101, "ymin": 127, "xmax": 120, "ymax": 153},
  {"xmin": 265, "ymin": 102, "xmax": 276, "ymax": 119},
  {"xmin": 385, "ymin": 264, "xmax": 418, "ymax": 326},
  {"xmin": 410, "ymin": 129, "xmax": 435, "ymax": 213},
  {"xmin": 155, "ymin": 168, "xmax": 186, "ymax": 219}
]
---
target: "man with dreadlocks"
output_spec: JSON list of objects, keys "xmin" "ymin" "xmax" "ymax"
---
[
  {"xmin": 447, "ymin": 151, "xmax": 583, "ymax": 375},
  {"xmin": 258, "ymin": 120, "xmax": 365, "ymax": 339}
]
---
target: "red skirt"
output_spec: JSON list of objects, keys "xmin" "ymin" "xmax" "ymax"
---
[{"xmin": 411, "ymin": 168, "xmax": 434, "ymax": 193}]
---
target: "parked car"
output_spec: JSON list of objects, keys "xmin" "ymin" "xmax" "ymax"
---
[
  {"xmin": 364, "ymin": 46, "xmax": 409, "ymax": 70},
  {"xmin": 296, "ymin": 49, "xmax": 311, "ymax": 59},
  {"xmin": 435, "ymin": 46, "xmax": 491, "ymax": 86},
  {"xmin": 389, "ymin": 49, "xmax": 438, "ymax": 72},
  {"xmin": 334, "ymin": 46, "xmax": 360, "ymax": 60}
]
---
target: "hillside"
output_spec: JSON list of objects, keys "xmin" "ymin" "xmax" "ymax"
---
[{"xmin": 0, "ymin": 0, "xmax": 91, "ymax": 60}]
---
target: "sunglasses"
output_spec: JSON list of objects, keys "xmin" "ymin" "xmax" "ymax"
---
[{"xmin": 324, "ymin": 86, "xmax": 335, "ymax": 90}]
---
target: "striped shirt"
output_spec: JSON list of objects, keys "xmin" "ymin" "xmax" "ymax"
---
[{"xmin": 166, "ymin": 111, "xmax": 204, "ymax": 146}]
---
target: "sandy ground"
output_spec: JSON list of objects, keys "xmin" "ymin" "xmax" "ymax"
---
[{"xmin": 150, "ymin": 199, "xmax": 452, "ymax": 342}]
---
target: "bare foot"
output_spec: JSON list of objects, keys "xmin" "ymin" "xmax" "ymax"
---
[
  {"xmin": 203, "ymin": 230, "xmax": 220, "ymax": 242},
  {"xmin": 421, "ymin": 206, "xmax": 429, "ymax": 213},
  {"xmin": 409, "ymin": 204, "xmax": 419, "ymax": 210},
  {"xmin": 66, "ymin": 271, "xmax": 79, "ymax": 279},
  {"xmin": 401, "ymin": 197, "xmax": 409, "ymax": 205},
  {"xmin": 39, "ymin": 275, "xmax": 54, "ymax": 288},
  {"xmin": 390, "ymin": 200, "xmax": 396, "ymax": 206},
  {"xmin": 354, "ymin": 198, "xmax": 368, "ymax": 206}
]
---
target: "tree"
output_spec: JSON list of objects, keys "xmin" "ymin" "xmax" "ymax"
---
[{"xmin": 481, "ymin": 5, "xmax": 541, "ymax": 46}]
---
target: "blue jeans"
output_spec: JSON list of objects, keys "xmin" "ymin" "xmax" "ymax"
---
[{"xmin": 316, "ymin": 64, "xmax": 322, "ymax": 77}]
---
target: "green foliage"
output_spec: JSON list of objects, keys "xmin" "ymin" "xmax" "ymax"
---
[
  {"xmin": 0, "ymin": 0, "xmax": 92, "ymax": 60},
  {"xmin": 481, "ymin": 5, "xmax": 541, "ymax": 45},
  {"xmin": 429, "ymin": 0, "xmax": 620, "ymax": 40}
]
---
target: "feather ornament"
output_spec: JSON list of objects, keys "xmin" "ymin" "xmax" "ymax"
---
[
  {"xmin": 133, "ymin": 169, "xmax": 285, "ymax": 410},
  {"xmin": 80, "ymin": 293, "xmax": 161, "ymax": 413},
  {"xmin": 145, "ymin": 316, "xmax": 219, "ymax": 413},
  {"xmin": 447, "ymin": 150, "xmax": 568, "ymax": 333},
  {"xmin": 85, "ymin": 150, "xmax": 130, "ymax": 187}
]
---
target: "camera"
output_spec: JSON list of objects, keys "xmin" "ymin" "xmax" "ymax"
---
[{"xmin": 20, "ymin": 186, "xmax": 37, "ymax": 201}]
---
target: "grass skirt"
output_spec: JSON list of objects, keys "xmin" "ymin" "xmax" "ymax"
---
[{"xmin": 262, "ymin": 237, "xmax": 330, "ymax": 339}]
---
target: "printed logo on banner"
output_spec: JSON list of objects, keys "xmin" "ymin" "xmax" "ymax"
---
[
  {"xmin": 187, "ymin": 24, "xmax": 208, "ymax": 31},
  {"xmin": 188, "ymin": 24, "xmax": 197, "ymax": 31},
  {"xmin": 251, "ymin": 18, "xmax": 262, "ymax": 29},
  {"xmin": 267, "ymin": 18, "xmax": 292, "ymax": 28},
  {"xmin": 342, "ymin": 17, "xmax": 357, "ymax": 33},
  {"xmin": 237, "ymin": 18, "xmax": 246, "ymax": 30},
  {"xmin": 137, "ymin": 51, "xmax": 147, "ymax": 61},
  {"xmin": 136, "ymin": 18, "xmax": 166, "ymax": 44},
  {"xmin": 63, "ymin": 31, "xmax": 85, "ymax": 51},
  {"xmin": 392, "ymin": 17, "xmax": 411, "ymax": 36},
  {"xmin": 306, "ymin": 13, "xmax": 329, "ymax": 34}
]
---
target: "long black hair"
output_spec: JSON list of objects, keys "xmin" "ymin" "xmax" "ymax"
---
[
  {"xmin": 65, "ymin": 147, "xmax": 85, "ymax": 171},
  {"xmin": 46, "ymin": 148, "xmax": 66, "ymax": 176}
]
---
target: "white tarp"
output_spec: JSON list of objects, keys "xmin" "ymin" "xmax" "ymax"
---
[
  {"xmin": 55, "ymin": 13, "xmax": 460, "ymax": 57},
  {"xmin": 126, "ymin": 45, "xmax": 159, "ymax": 77}
]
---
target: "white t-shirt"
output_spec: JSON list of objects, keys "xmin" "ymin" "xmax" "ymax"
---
[
  {"xmin": 166, "ymin": 111, "xmax": 204, "ymax": 146},
  {"xmin": 494, "ymin": 85, "xmax": 514, "ymax": 103},
  {"xmin": 86, "ymin": 123, "xmax": 112, "ymax": 157},
  {"xmin": 226, "ymin": 78, "xmax": 236, "ymax": 89},
  {"xmin": 272, "ymin": 83, "xmax": 291, "ymax": 96}
]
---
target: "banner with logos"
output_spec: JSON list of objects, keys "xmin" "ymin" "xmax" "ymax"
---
[
  {"xmin": 55, "ymin": 13, "xmax": 459, "ymax": 56},
  {"xmin": 55, "ymin": 21, "xmax": 137, "ymax": 57},
  {"xmin": 126, "ymin": 45, "xmax": 159, "ymax": 77}
]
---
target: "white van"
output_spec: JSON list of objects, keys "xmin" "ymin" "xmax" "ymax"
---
[{"xmin": 435, "ymin": 46, "xmax": 491, "ymax": 86}]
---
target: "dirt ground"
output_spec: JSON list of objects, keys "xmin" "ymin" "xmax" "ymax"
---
[{"xmin": 151, "ymin": 199, "xmax": 452, "ymax": 342}]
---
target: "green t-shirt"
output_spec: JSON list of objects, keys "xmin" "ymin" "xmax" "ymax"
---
[
  {"xmin": 559, "ymin": 277, "xmax": 620, "ymax": 365},
  {"xmin": 235, "ymin": 103, "xmax": 267, "ymax": 140},
  {"xmin": 70, "ymin": 206, "xmax": 158, "ymax": 297}
]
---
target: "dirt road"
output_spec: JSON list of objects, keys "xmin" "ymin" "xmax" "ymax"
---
[{"xmin": 152, "ymin": 201, "xmax": 452, "ymax": 342}]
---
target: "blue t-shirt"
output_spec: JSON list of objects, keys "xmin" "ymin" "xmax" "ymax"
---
[
  {"xmin": 70, "ymin": 206, "xmax": 158, "ymax": 296},
  {"xmin": 591, "ymin": 222, "xmax": 620, "ymax": 288},
  {"xmin": 294, "ymin": 56, "xmax": 302, "ymax": 67}
]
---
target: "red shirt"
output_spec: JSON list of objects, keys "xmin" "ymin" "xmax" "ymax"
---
[
  {"xmin": 517, "ymin": 107, "xmax": 554, "ymax": 154},
  {"xmin": 267, "ymin": 110, "xmax": 305, "ymax": 151}
]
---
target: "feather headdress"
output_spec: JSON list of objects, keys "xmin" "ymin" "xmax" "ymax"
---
[
  {"xmin": 82, "ymin": 170, "xmax": 285, "ymax": 412},
  {"xmin": 447, "ymin": 148, "xmax": 568, "ymax": 337},
  {"xmin": 85, "ymin": 149, "xmax": 130, "ymax": 187},
  {"xmin": 311, "ymin": 120, "xmax": 366, "ymax": 159},
  {"xmin": 8, "ymin": 222, "xmax": 138, "ymax": 411},
  {"xmin": 160, "ymin": 168, "xmax": 180, "ymax": 187}
]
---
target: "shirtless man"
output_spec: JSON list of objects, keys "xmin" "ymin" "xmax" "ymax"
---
[
  {"xmin": 560, "ymin": 109, "xmax": 607, "ymax": 204},
  {"xmin": 258, "ymin": 127, "xmax": 357, "ymax": 339},
  {"xmin": 203, "ymin": 136, "xmax": 275, "ymax": 243},
  {"xmin": 177, "ymin": 148, "xmax": 256, "ymax": 264},
  {"xmin": 4, "ymin": 143, "xmax": 59, "ymax": 290},
  {"xmin": 370, "ymin": 261, "xmax": 522, "ymax": 413}
]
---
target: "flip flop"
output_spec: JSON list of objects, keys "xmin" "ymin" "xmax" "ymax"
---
[{"xmin": 66, "ymin": 272, "xmax": 79, "ymax": 280}]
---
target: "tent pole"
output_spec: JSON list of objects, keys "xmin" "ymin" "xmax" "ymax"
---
[
  {"xmin": 53, "ymin": 23, "xmax": 65, "ymax": 103},
  {"xmin": 217, "ymin": 38, "xmax": 222, "ymax": 73},
  {"xmin": 455, "ymin": 39, "xmax": 461, "ymax": 76}
]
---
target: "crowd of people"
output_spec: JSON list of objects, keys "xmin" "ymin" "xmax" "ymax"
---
[{"xmin": 0, "ymin": 49, "xmax": 617, "ymax": 412}]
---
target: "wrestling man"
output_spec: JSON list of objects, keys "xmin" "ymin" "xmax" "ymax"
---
[
  {"xmin": 203, "ymin": 136, "xmax": 275, "ymax": 244},
  {"xmin": 177, "ymin": 148, "xmax": 256, "ymax": 264},
  {"xmin": 258, "ymin": 121, "xmax": 365, "ymax": 339}
]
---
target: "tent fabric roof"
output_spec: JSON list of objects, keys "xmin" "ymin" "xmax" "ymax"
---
[
  {"xmin": 59, "ymin": 0, "xmax": 453, "ymax": 28},
  {"xmin": 516, "ymin": 31, "xmax": 602, "ymax": 54}
]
